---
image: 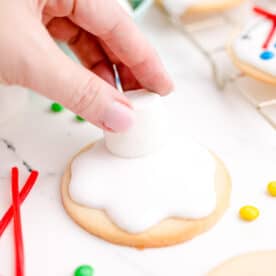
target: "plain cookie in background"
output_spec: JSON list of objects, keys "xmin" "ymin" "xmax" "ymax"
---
[
  {"xmin": 208, "ymin": 251, "xmax": 276, "ymax": 276},
  {"xmin": 61, "ymin": 144, "xmax": 231, "ymax": 249},
  {"xmin": 156, "ymin": 0, "xmax": 246, "ymax": 18}
]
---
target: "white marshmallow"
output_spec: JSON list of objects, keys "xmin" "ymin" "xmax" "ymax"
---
[{"xmin": 104, "ymin": 90, "xmax": 168, "ymax": 158}]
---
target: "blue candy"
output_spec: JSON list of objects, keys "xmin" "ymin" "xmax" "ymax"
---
[{"xmin": 260, "ymin": 51, "xmax": 274, "ymax": 60}]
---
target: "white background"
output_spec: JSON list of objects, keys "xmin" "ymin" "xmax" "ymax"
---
[{"xmin": 0, "ymin": 5, "xmax": 276, "ymax": 276}]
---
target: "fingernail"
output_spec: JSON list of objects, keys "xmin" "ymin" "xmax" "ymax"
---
[{"xmin": 103, "ymin": 101, "xmax": 134, "ymax": 132}]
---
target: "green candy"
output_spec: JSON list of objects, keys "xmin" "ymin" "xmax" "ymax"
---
[
  {"xmin": 129, "ymin": 0, "xmax": 143, "ymax": 9},
  {"xmin": 75, "ymin": 115, "xmax": 85, "ymax": 122},
  {"xmin": 74, "ymin": 265, "xmax": 94, "ymax": 276},
  {"xmin": 51, "ymin": 102, "xmax": 64, "ymax": 113}
]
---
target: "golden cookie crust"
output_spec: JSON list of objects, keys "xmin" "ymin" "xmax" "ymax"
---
[
  {"xmin": 156, "ymin": 0, "xmax": 246, "ymax": 18},
  {"xmin": 229, "ymin": 42, "xmax": 276, "ymax": 85},
  {"xmin": 208, "ymin": 251, "xmax": 276, "ymax": 276},
  {"xmin": 61, "ymin": 143, "xmax": 231, "ymax": 248}
]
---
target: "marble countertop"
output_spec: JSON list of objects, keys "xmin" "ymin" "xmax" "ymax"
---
[{"xmin": 1, "ymin": 6, "xmax": 276, "ymax": 276}]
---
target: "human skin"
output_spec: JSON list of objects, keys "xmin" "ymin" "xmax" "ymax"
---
[{"xmin": 0, "ymin": 0, "xmax": 173, "ymax": 131}]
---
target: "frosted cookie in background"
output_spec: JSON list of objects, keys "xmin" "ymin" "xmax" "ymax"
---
[
  {"xmin": 156, "ymin": 0, "xmax": 247, "ymax": 19},
  {"xmin": 61, "ymin": 90, "xmax": 231, "ymax": 248},
  {"xmin": 229, "ymin": 6, "xmax": 276, "ymax": 85},
  {"xmin": 208, "ymin": 251, "xmax": 276, "ymax": 276},
  {"xmin": 0, "ymin": 85, "xmax": 28, "ymax": 125}
]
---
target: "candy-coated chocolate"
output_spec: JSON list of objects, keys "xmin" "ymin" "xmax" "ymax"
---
[
  {"xmin": 239, "ymin": 206, "xmax": 259, "ymax": 221},
  {"xmin": 74, "ymin": 265, "xmax": 94, "ymax": 276},
  {"xmin": 51, "ymin": 102, "xmax": 64, "ymax": 113},
  {"xmin": 76, "ymin": 115, "xmax": 85, "ymax": 122},
  {"xmin": 267, "ymin": 181, "xmax": 276, "ymax": 197}
]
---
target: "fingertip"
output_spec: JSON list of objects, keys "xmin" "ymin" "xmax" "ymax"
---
[
  {"xmin": 156, "ymin": 77, "xmax": 175, "ymax": 96},
  {"xmin": 129, "ymin": 51, "xmax": 174, "ymax": 96},
  {"xmin": 102, "ymin": 100, "xmax": 135, "ymax": 132},
  {"xmin": 144, "ymin": 73, "xmax": 174, "ymax": 96}
]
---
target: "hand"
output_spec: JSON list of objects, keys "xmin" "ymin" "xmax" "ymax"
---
[{"xmin": 0, "ymin": 0, "xmax": 173, "ymax": 132}]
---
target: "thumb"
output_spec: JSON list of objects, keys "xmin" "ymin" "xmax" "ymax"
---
[{"xmin": 17, "ymin": 22, "xmax": 134, "ymax": 132}]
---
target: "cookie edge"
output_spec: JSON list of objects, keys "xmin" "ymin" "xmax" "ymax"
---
[{"xmin": 61, "ymin": 142, "xmax": 231, "ymax": 248}]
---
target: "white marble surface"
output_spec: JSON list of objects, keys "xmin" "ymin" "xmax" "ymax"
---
[{"xmin": 1, "ymin": 6, "xmax": 276, "ymax": 276}]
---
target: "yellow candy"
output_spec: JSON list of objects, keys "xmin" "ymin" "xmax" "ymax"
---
[
  {"xmin": 239, "ymin": 206, "xmax": 259, "ymax": 221},
  {"xmin": 267, "ymin": 181, "xmax": 276, "ymax": 197}
]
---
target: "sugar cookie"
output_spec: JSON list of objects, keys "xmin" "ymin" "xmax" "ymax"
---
[
  {"xmin": 61, "ymin": 145, "xmax": 230, "ymax": 248},
  {"xmin": 229, "ymin": 7, "xmax": 276, "ymax": 85},
  {"xmin": 156, "ymin": 0, "xmax": 246, "ymax": 18},
  {"xmin": 61, "ymin": 90, "xmax": 231, "ymax": 248},
  {"xmin": 208, "ymin": 251, "xmax": 276, "ymax": 276}
]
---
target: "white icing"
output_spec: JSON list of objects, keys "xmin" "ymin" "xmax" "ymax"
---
[
  {"xmin": 69, "ymin": 138, "xmax": 216, "ymax": 233},
  {"xmin": 0, "ymin": 85, "xmax": 28, "ymax": 124},
  {"xmin": 233, "ymin": 17, "xmax": 276, "ymax": 77},
  {"xmin": 104, "ymin": 90, "xmax": 168, "ymax": 158},
  {"xmin": 162, "ymin": 0, "xmax": 201, "ymax": 16},
  {"xmin": 69, "ymin": 90, "xmax": 217, "ymax": 234}
]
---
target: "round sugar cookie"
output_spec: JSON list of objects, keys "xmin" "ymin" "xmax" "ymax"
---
[
  {"xmin": 229, "ymin": 8, "xmax": 276, "ymax": 85},
  {"xmin": 208, "ymin": 251, "xmax": 276, "ymax": 276},
  {"xmin": 156, "ymin": 0, "xmax": 246, "ymax": 18},
  {"xmin": 61, "ymin": 143, "xmax": 231, "ymax": 249}
]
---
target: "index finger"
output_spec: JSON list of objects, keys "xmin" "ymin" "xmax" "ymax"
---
[{"xmin": 69, "ymin": 0, "xmax": 174, "ymax": 94}]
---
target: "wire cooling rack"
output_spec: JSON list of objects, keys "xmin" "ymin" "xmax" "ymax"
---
[{"xmin": 160, "ymin": 0, "xmax": 276, "ymax": 129}]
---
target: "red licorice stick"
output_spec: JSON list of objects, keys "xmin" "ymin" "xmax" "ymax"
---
[
  {"xmin": 11, "ymin": 167, "xmax": 24, "ymax": 276},
  {"xmin": 263, "ymin": 22, "xmax": 276, "ymax": 49},
  {"xmin": 0, "ymin": 170, "xmax": 39, "ymax": 237},
  {"xmin": 253, "ymin": 6, "xmax": 276, "ymax": 49},
  {"xmin": 254, "ymin": 6, "xmax": 276, "ymax": 19}
]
